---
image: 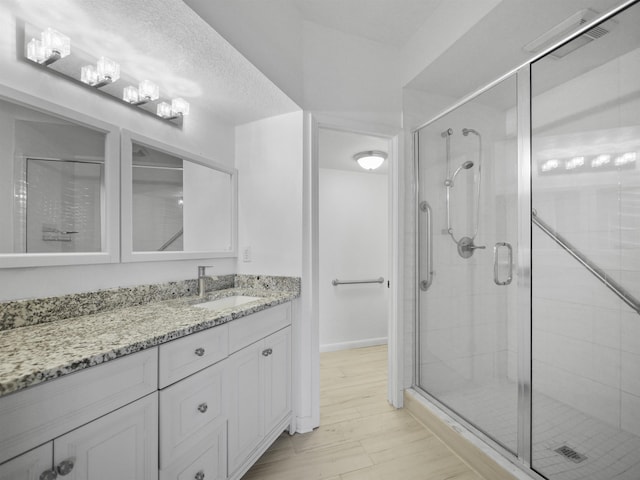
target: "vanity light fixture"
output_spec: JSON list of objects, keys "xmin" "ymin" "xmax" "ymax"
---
[
  {"xmin": 157, "ymin": 98, "xmax": 190, "ymax": 119},
  {"xmin": 26, "ymin": 28, "xmax": 71, "ymax": 66},
  {"xmin": 23, "ymin": 24, "xmax": 189, "ymax": 126},
  {"xmin": 123, "ymin": 80, "xmax": 160, "ymax": 105},
  {"xmin": 81, "ymin": 56, "xmax": 120, "ymax": 88},
  {"xmin": 354, "ymin": 150, "xmax": 387, "ymax": 170}
]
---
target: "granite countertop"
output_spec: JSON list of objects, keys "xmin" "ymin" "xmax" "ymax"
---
[{"xmin": 0, "ymin": 287, "xmax": 298, "ymax": 398}]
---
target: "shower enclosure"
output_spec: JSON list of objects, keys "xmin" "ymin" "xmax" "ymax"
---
[{"xmin": 414, "ymin": 2, "xmax": 640, "ymax": 479}]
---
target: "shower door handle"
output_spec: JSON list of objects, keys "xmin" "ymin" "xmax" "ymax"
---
[
  {"xmin": 419, "ymin": 201, "xmax": 433, "ymax": 291},
  {"xmin": 493, "ymin": 242, "xmax": 513, "ymax": 286}
]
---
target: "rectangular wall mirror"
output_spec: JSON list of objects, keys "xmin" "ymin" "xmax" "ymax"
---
[
  {"xmin": 121, "ymin": 130, "xmax": 237, "ymax": 262},
  {"xmin": 0, "ymin": 85, "xmax": 119, "ymax": 268}
]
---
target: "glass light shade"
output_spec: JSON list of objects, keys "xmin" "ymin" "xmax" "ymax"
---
[
  {"xmin": 565, "ymin": 156, "xmax": 584, "ymax": 170},
  {"xmin": 157, "ymin": 102, "xmax": 173, "ymax": 118},
  {"xmin": 354, "ymin": 151, "xmax": 387, "ymax": 170},
  {"xmin": 81, "ymin": 65, "xmax": 99, "ymax": 86},
  {"xmin": 171, "ymin": 98, "xmax": 190, "ymax": 116},
  {"xmin": 27, "ymin": 38, "xmax": 46, "ymax": 63},
  {"xmin": 41, "ymin": 28, "xmax": 70, "ymax": 59},
  {"xmin": 123, "ymin": 85, "xmax": 140, "ymax": 103},
  {"xmin": 97, "ymin": 57, "xmax": 120, "ymax": 83},
  {"xmin": 139, "ymin": 80, "xmax": 159, "ymax": 101}
]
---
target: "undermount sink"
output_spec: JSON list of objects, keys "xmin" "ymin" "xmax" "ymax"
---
[{"xmin": 193, "ymin": 295, "xmax": 262, "ymax": 311}]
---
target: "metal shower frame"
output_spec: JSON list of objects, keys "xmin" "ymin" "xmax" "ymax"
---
[{"xmin": 411, "ymin": 0, "xmax": 639, "ymax": 476}]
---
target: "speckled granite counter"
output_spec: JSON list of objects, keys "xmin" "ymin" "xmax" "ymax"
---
[{"xmin": 0, "ymin": 282, "xmax": 299, "ymax": 398}]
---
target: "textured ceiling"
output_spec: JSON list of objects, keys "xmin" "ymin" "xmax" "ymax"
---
[
  {"xmin": 2, "ymin": 0, "xmax": 300, "ymax": 125},
  {"xmin": 319, "ymin": 128, "xmax": 389, "ymax": 174},
  {"xmin": 293, "ymin": 0, "xmax": 444, "ymax": 47}
]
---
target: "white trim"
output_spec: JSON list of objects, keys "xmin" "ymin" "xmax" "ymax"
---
[
  {"xmin": 308, "ymin": 113, "xmax": 404, "ymax": 411},
  {"xmin": 296, "ymin": 114, "xmax": 320, "ymax": 433},
  {"xmin": 0, "ymin": 84, "xmax": 120, "ymax": 269},
  {"xmin": 120, "ymin": 129, "xmax": 238, "ymax": 263},
  {"xmin": 320, "ymin": 337, "xmax": 387, "ymax": 353}
]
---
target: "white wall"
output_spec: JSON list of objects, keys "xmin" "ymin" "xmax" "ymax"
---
[
  {"xmin": 0, "ymin": 7, "xmax": 237, "ymax": 301},
  {"xmin": 319, "ymin": 168, "xmax": 388, "ymax": 351},
  {"xmin": 235, "ymin": 111, "xmax": 304, "ymax": 277}
]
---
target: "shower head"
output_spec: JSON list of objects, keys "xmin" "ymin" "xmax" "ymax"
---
[
  {"xmin": 462, "ymin": 128, "xmax": 480, "ymax": 137},
  {"xmin": 445, "ymin": 161, "xmax": 474, "ymax": 187}
]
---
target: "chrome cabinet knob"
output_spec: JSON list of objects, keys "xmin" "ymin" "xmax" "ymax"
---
[
  {"xmin": 195, "ymin": 470, "xmax": 205, "ymax": 480},
  {"xmin": 262, "ymin": 348, "xmax": 273, "ymax": 356},
  {"xmin": 197, "ymin": 402, "xmax": 208, "ymax": 413},
  {"xmin": 194, "ymin": 347, "xmax": 205, "ymax": 356},
  {"xmin": 56, "ymin": 459, "xmax": 75, "ymax": 476},
  {"xmin": 39, "ymin": 469, "xmax": 58, "ymax": 480}
]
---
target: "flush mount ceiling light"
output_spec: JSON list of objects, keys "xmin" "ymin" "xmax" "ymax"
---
[
  {"xmin": 353, "ymin": 150, "xmax": 387, "ymax": 170},
  {"xmin": 23, "ymin": 24, "xmax": 189, "ymax": 126}
]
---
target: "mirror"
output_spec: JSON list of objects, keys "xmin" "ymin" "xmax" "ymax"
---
[
  {"xmin": 121, "ymin": 130, "xmax": 237, "ymax": 262},
  {"xmin": 0, "ymin": 85, "xmax": 119, "ymax": 268}
]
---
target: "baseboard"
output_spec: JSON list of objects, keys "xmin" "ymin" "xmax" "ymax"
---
[
  {"xmin": 404, "ymin": 389, "xmax": 536, "ymax": 480},
  {"xmin": 320, "ymin": 337, "xmax": 387, "ymax": 353}
]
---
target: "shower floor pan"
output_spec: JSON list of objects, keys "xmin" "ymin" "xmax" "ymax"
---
[{"xmin": 435, "ymin": 382, "xmax": 640, "ymax": 480}]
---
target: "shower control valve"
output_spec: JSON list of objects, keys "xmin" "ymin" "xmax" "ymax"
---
[{"xmin": 457, "ymin": 237, "xmax": 485, "ymax": 259}]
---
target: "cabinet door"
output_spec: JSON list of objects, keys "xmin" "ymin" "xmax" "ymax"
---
[
  {"xmin": 264, "ymin": 327, "xmax": 292, "ymax": 434},
  {"xmin": 0, "ymin": 443, "xmax": 53, "ymax": 480},
  {"xmin": 227, "ymin": 341, "xmax": 264, "ymax": 474},
  {"xmin": 53, "ymin": 392, "xmax": 158, "ymax": 480}
]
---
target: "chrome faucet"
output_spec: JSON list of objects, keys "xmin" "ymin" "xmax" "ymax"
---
[{"xmin": 197, "ymin": 265, "xmax": 213, "ymax": 297}]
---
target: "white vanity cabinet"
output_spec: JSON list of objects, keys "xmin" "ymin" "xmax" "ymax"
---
[
  {"xmin": 226, "ymin": 304, "xmax": 292, "ymax": 479},
  {"xmin": 0, "ymin": 348, "xmax": 158, "ymax": 480},
  {"xmin": 0, "ymin": 299, "xmax": 295, "ymax": 480}
]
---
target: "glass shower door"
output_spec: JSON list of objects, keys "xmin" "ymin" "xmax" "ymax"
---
[
  {"xmin": 531, "ymin": 3, "xmax": 640, "ymax": 479},
  {"xmin": 416, "ymin": 74, "xmax": 520, "ymax": 453}
]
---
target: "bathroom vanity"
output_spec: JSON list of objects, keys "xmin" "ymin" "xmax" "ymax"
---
[{"xmin": 0, "ymin": 281, "xmax": 297, "ymax": 480}]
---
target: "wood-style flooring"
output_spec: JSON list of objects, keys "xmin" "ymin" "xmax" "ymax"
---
[{"xmin": 241, "ymin": 345, "xmax": 485, "ymax": 479}]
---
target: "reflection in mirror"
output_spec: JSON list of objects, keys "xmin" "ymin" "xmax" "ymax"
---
[
  {"xmin": 122, "ymin": 131, "xmax": 236, "ymax": 261},
  {"xmin": 0, "ymin": 88, "xmax": 118, "ymax": 267}
]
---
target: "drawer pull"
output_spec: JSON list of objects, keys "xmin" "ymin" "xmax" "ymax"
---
[
  {"xmin": 56, "ymin": 458, "xmax": 75, "ymax": 476},
  {"xmin": 39, "ymin": 470, "xmax": 58, "ymax": 480},
  {"xmin": 262, "ymin": 348, "xmax": 273, "ymax": 356},
  {"xmin": 195, "ymin": 471, "xmax": 205, "ymax": 480},
  {"xmin": 194, "ymin": 347, "xmax": 205, "ymax": 356},
  {"xmin": 197, "ymin": 402, "xmax": 208, "ymax": 413}
]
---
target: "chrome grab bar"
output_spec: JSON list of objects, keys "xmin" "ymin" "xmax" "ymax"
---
[
  {"xmin": 158, "ymin": 227, "xmax": 184, "ymax": 251},
  {"xmin": 493, "ymin": 242, "xmax": 513, "ymax": 286},
  {"xmin": 332, "ymin": 277, "xmax": 384, "ymax": 286},
  {"xmin": 419, "ymin": 201, "xmax": 434, "ymax": 291},
  {"xmin": 532, "ymin": 210, "xmax": 640, "ymax": 315}
]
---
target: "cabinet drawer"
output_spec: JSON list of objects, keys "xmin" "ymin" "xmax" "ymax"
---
[
  {"xmin": 0, "ymin": 348, "xmax": 157, "ymax": 465},
  {"xmin": 228, "ymin": 303, "xmax": 291, "ymax": 353},
  {"xmin": 159, "ymin": 361, "xmax": 226, "ymax": 468},
  {"xmin": 159, "ymin": 324, "xmax": 228, "ymax": 388},
  {"xmin": 160, "ymin": 423, "xmax": 226, "ymax": 480}
]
